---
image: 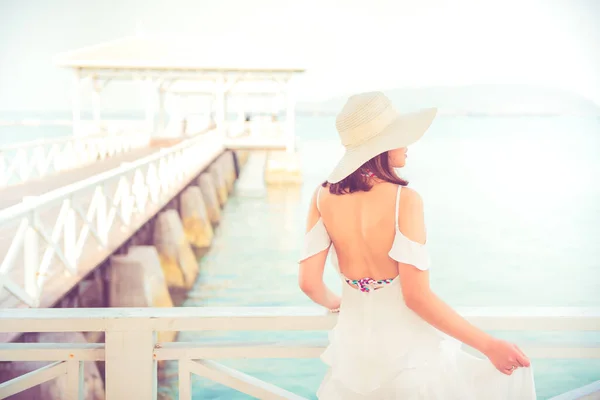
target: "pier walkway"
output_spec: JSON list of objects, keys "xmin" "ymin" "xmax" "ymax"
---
[
  {"xmin": 0, "ymin": 130, "xmax": 225, "ymax": 312},
  {"xmin": 0, "ymin": 129, "xmax": 151, "ymax": 188},
  {"xmin": 0, "ymin": 145, "xmax": 159, "ymax": 210},
  {"xmin": 0, "ymin": 33, "xmax": 305, "ymax": 318}
]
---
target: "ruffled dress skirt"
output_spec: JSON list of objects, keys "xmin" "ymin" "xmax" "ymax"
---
[{"xmin": 316, "ymin": 281, "xmax": 536, "ymax": 400}]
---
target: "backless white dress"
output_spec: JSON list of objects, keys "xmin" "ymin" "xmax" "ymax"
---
[{"xmin": 300, "ymin": 185, "xmax": 536, "ymax": 399}]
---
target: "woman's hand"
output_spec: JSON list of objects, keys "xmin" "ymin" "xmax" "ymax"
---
[{"xmin": 483, "ymin": 338, "xmax": 531, "ymax": 375}]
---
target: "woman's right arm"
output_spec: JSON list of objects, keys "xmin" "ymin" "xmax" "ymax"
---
[{"xmin": 396, "ymin": 188, "xmax": 530, "ymax": 375}]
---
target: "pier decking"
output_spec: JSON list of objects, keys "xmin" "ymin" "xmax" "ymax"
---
[{"xmin": 0, "ymin": 130, "xmax": 225, "ymax": 313}]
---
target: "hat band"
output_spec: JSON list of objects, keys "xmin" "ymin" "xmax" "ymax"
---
[{"xmin": 340, "ymin": 106, "xmax": 399, "ymax": 149}]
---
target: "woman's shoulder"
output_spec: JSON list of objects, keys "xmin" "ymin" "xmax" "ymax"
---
[
  {"xmin": 376, "ymin": 183, "xmax": 423, "ymax": 207},
  {"xmin": 309, "ymin": 183, "xmax": 328, "ymax": 211},
  {"xmin": 398, "ymin": 185, "xmax": 423, "ymax": 206}
]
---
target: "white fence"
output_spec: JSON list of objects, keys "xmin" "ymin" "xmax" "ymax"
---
[
  {"xmin": 0, "ymin": 307, "xmax": 598, "ymax": 399},
  {"xmin": 0, "ymin": 130, "xmax": 224, "ymax": 309},
  {"xmin": 0, "ymin": 130, "xmax": 150, "ymax": 187}
]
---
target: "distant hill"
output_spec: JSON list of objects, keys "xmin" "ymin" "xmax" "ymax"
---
[{"xmin": 297, "ymin": 84, "xmax": 600, "ymax": 116}]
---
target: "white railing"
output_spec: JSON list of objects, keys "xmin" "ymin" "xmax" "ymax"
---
[
  {"xmin": 0, "ymin": 130, "xmax": 150, "ymax": 187},
  {"xmin": 0, "ymin": 130, "xmax": 225, "ymax": 309},
  {"xmin": 0, "ymin": 307, "xmax": 598, "ymax": 399}
]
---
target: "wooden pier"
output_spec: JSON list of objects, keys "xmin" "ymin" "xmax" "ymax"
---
[{"xmin": 0, "ymin": 36, "xmax": 598, "ymax": 399}]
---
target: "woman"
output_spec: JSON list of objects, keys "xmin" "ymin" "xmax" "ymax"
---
[{"xmin": 298, "ymin": 92, "xmax": 536, "ymax": 399}]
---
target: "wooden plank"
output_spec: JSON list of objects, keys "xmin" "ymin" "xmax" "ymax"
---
[
  {"xmin": 188, "ymin": 359, "xmax": 308, "ymax": 400},
  {"xmin": 1, "ymin": 306, "xmax": 599, "ymax": 333},
  {"xmin": 155, "ymin": 340, "xmax": 327, "ymax": 360},
  {"xmin": 0, "ymin": 343, "xmax": 104, "ymax": 361},
  {"xmin": 0, "ymin": 361, "xmax": 66, "ymax": 399},
  {"xmin": 520, "ymin": 343, "xmax": 600, "ymax": 359},
  {"xmin": 0, "ymin": 306, "xmax": 336, "ymax": 333},
  {"xmin": 156, "ymin": 339, "xmax": 600, "ymax": 361},
  {"xmin": 549, "ymin": 380, "xmax": 600, "ymax": 400}
]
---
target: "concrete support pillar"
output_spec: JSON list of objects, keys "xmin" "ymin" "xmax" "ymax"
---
[
  {"xmin": 236, "ymin": 150, "xmax": 250, "ymax": 167},
  {"xmin": 180, "ymin": 186, "xmax": 214, "ymax": 248},
  {"xmin": 209, "ymin": 162, "xmax": 228, "ymax": 207},
  {"xmin": 109, "ymin": 246, "xmax": 173, "ymax": 308},
  {"xmin": 109, "ymin": 246, "xmax": 177, "ymax": 343},
  {"xmin": 218, "ymin": 152, "xmax": 237, "ymax": 194},
  {"xmin": 197, "ymin": 173, "xmax": 221, "ymax": 225},
  {"xmin": 153, "ymin": 210, "xmax": 198, "ymax": 290},
  {"xmin": 264, "ymin": 150, "xmax": 303, "ymax": 185}
]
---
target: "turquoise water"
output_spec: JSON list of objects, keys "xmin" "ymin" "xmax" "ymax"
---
[
  {"xmin": 3, "ymin": 115, "xmax": 599, "ymax": 399},
  {"xmin": 157, "ymin": 115, "xmax": 600, "ymax": 399}
]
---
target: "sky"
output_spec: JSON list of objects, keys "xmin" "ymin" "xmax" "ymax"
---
[{"xmin": 0, "ymin": 0, "xmax": 599, "ymax": 111}]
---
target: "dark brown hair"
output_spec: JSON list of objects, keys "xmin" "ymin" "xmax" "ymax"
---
[{"xmin": 323, "ymin": 151, "xmax": 408, "ymax": 195}]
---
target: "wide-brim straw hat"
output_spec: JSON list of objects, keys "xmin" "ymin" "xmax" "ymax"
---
[{"xmin": 327, "ymin": 91, "xmax": 437, "ymax": 183}]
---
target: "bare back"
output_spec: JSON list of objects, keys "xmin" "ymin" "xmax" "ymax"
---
[{"xmin": 318, "ymin": 183, "xmax": 405, "ymax": 281}]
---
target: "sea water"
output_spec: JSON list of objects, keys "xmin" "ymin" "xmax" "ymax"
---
[{"xmin": 161, "ymin": 115, "xmax": 600, "ymax": 399}]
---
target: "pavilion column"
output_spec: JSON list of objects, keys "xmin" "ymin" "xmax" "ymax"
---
[
  {"xmin": 170, "ymin": 93, "xmax": 184, "ymax": 137},
  {"xmin": 285, "ymin": 82, "xmax": 296, "ymax": 153},
  {"xmin": 91, "ymin": 78, "xmax": 102, "ymax": 126},
  {"xmin": 71, "ymin": 70, "xmax": 82, "ymax": 136},
  {"xmin": 215, "ymin": 75, "xmax": 226, "ymax": 131},
  {"xmin": 157, "ymin": 86, "xmax": 166, "ymax": 136},
  {"xmin": 237, "ymin": 94, "xmax": 246, "ymax": 123},
  {"xmin": 144, "ymin": 78, "xmax": 156, "ymax": 133}
]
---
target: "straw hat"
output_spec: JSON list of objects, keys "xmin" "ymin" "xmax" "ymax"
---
[{"xmin": 327, "ymin": 91, "xmax": 437, "ymax": 183}]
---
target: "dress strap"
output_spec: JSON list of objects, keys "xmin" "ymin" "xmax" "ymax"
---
[
  {"xmin": 394, "ymin": 185, "xmax": 402, "ymax": 229},
  {"xmin": 316, "ymin": 186, "xmax": 323, "ymax": 213}
]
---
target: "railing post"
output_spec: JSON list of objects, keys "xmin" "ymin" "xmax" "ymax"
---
[
  {"xmin": 178, "ymin": 359, "xmax": 192, "ymax": 400},
  {"xmin": 96, "ymin": 186, "xmax": 107, "ymax": 246},
  {"xmin": 120, "ymin": 178, "xmax": 133, "ymax": 226},
  {"xmin": 64, "ymin": 198, "xmax": 77, "ymax": 268},
  {"xmin": 65, "ymin": 360, "xmax": 84, "ymax": 400},
  {"xmin": 23, "ymin": 209, "xmax": 39, "ymax": 305},
  {"xmin": 105, "ymin": 329, "xmax": 157, "ymax": 399}
]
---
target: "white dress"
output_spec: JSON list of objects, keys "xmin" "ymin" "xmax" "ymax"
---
[{"xmin": 300, "ymin": 185, "xmax": 536, "ymax": 399}]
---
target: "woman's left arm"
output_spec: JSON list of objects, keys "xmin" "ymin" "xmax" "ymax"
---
[{"xmin": 298, "ymin": 187, "xmax": 341, "ymax": 311}]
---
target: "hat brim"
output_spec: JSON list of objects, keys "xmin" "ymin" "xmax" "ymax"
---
[{"xmin": 327, "ymin": 107, "xmax": 437, "ymax": 183}]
